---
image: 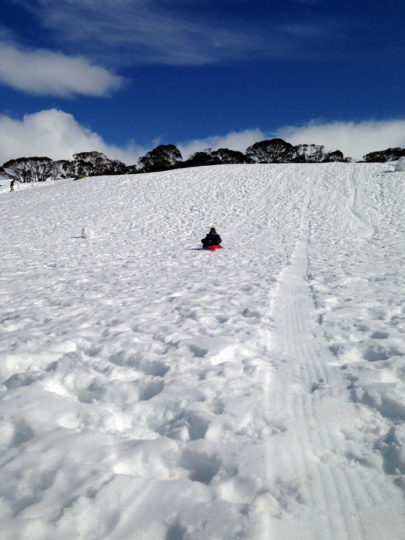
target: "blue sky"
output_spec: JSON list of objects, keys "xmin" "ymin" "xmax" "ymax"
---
[{"xmin": 0, "ymin": 0, "xmax": 405, "ymax": 163}]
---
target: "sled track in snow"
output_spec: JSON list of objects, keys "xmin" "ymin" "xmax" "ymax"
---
[{"xmin": 264, "ymin": 174, "xmax": 386, "ymax": 540}]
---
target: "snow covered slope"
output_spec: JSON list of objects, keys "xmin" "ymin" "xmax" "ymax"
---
[{"xmin": 0, "ymin": 163, "xmax": 404, "ymax": 539}]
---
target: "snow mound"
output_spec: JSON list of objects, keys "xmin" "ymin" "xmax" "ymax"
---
[
  {"xmin": 395, "ymin": 156, "xmax": 405, "ymax": 171},
  {"xmin": 81, "ymin": 226, "xmax": 95, "ymax": 239}
]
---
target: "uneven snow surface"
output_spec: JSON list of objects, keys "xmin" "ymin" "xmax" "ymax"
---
[{"xmin": 1, "ymin": 163, "xmax": 405, "ymax": 539}]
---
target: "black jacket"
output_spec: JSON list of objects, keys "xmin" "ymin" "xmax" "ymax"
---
[{"xmin": 201, "ymin": 233, "xmax": 222, "ymax": 247}]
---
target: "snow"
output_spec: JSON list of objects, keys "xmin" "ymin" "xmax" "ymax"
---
[
  {"xmin": 81, "ymin": 226, "xmax": 95, "ymax": 239},
  {"xmin": 395, "ymin": 157, "xmax": 405, "ymax": 172},
  {"xmin": 0, "ymin": 162, "xmax": 404, "ymax": 539}
]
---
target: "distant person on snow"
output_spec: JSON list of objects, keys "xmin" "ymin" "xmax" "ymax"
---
[{"xmin": 201, "ymin": 227, "xmax": 222, "ymax": 248}]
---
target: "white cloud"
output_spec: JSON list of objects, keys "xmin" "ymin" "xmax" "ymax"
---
[
  {"xmin": 178, "ymin": 120, "xmax": 405, "ymax": 160},
  {"xmin": 0, "ymin": 41, "xmax": 124, "ymax": 96},
  {"xmin": 276, "ymin": 120, "xmax": 405, "ymax": 159},
  {"xmin": 177, "ymin": 129, "xmax": 265, "ymax": 158},
  {"xmin": 0, "ymin": 109, "xmax": 144, "ymax": 164},
  {"xmin": 0, "ymin": 111, "xmax": 264, "ymax": 165},
  {"xmin": 1, "ymin": 112, "xmax": 404, "ymax": 168}
]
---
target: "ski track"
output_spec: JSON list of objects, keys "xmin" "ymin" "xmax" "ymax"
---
[{"xmin": 0, "ymin": 164, "xmax": 404, "ymax": 539}]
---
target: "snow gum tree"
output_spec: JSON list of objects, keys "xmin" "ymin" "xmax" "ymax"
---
[
  {"xmin": 138, "ymin": 145, "xmax": 182, "ymax": 173},
  {"xmin": 71, "ymin": 152, "xmax": 127, "ymax": 177},
  {"xmin": 1, "ymin": 157, "xmax": 57, "ymax": 188}
]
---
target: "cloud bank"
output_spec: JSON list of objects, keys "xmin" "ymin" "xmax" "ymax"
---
[
  {"xmin": 1, "ymin": 110, "xmax": 404, "ymax": 167},
  {"xmin": 0, "ymin": 110, "xmax": 143, "ymax": 164},
  {"xmin": 276, "ymin": 120, "xmax": 405, "ymax": 160},
  {"xmin": 0, "ymin": 41, "xmax": 123, "ymax": 96},
  {"xmin": 179, "ymin": 120, "xmax": 405, "ymax": 160}
]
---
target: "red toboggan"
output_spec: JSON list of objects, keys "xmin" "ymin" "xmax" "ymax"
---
[{"xmin": 203, "ymin": 245, "xmax": 222, "ymax": 251}]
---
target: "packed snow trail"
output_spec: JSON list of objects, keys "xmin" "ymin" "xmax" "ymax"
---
[
  {"xmin": 264, "ymin": 168, "xmax": 403, "ymax": 539},
  {"xmin": 0, "ymin": 164, "xmax": 404, "ymax": 539}
]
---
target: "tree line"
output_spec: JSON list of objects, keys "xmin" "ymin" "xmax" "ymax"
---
[{"xmin": 1, "ymin": 138, "xmax": 405, "ymax": 188}]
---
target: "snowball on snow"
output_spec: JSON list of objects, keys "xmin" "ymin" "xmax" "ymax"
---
[
  {"xmin": 395, "ymin": 157, "xmax": 405, "ymax": 171},
  {"xmin": 81, "ymin": 227, "xmax": 95, "ymax": 239}
]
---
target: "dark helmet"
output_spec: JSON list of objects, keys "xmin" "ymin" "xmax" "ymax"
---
[{"xmin": 210, "ymin": 227, "xmax": 216, "ymax": 234}]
